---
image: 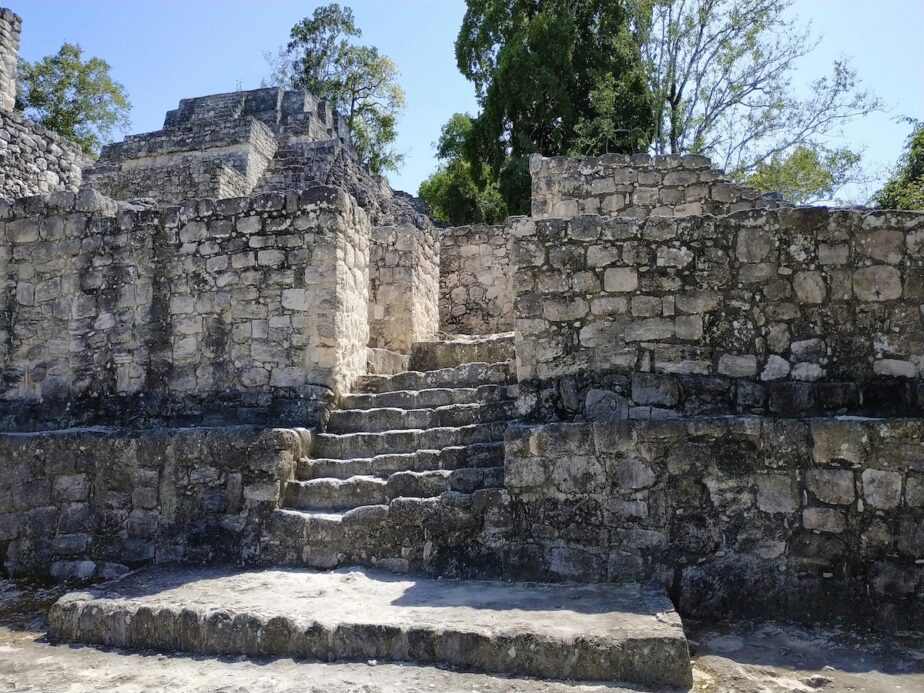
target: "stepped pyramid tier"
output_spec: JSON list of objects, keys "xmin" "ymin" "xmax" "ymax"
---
[{"xmin": 83, "ymin": 86, "xmax": 427, "ymax": 226}]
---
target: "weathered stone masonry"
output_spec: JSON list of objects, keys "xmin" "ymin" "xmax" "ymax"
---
[
  {"xmin": 368, "ymin": 222, "xmax": 439, "ymax": 353},
  {"xmin": 438, "ymin": 219, "xmax": 521, "ymax": 335},
  {"xmin": 0, "ymin": 9, "xmax": 89, "ymax": 199},
  {"xmin": 0, "ymin": 425, "xmax": 308, "ymax": 580},
  {"xmin": 0, "ymin": 185, "xmax": 369, "ymax": 429},
  {"xmin": 0, "ymin": 7, "xmax": 20, "ymax": 113},
  {"xmin": 513, "ymin": 208, "xmax": 924, "ymax": 419},
  {"xmin": 501, "ymin": 417, "xmax": 924, "ymax": 627},
  {"xmin": 530, "ymin": 152, "xmax": 785, "ymax": 220}
]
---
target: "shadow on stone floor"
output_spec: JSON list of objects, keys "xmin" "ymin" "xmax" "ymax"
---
[{"xmin": 685, "ymin": 618, "xmax": 924, "ymax": 677}]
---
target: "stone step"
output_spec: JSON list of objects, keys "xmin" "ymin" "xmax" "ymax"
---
[
  {"xmin": 284, "ymin": 467, "xmax": 504, "ymax": 512},
  {"xmin": 313, "ymin": 422, "xmax": 510, "ymax": 459},
  {"xmin": 48, "ymin": 565, "xmax": 692, "ymax": 688},
  {"xmin": 365, "ymin": 347, "xmax": 409, "ymax": 376},
  {"xmin": 341, "ymin": 384, "xmax": 516, "ymax": 411},
  {"xmin": 326, "ymin": 400, "xmax": 517, "ymax": 434},
  {"xmin": 410, "ymin": 333, "xmax": 515, "ymax": 371},
  {"xmin": 353, "ymin": 361, "xmax": 515, "ymax": 394},
  {"xmin": 297, "ymin": 442, "xmax": 505, "ymax": 480}
]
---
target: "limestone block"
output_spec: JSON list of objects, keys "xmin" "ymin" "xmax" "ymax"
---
[
  {"xmin": 718, "ymin": 354, "xmax": 758, "ymax": 377},
  {"xmin": 853, "ymin": 266, "xmax": 902, "ymax": 302},
  {"xmin": 736, "ymin": 229, "xmax": 772, "ymax": 263},
  {"xmin": 761, "ymin": 355, "xmax": 790, "ymax": 381},
  {"xmin": 756, "ymin": 474, "xmax": 798, "ymax": 513},
  {"xmin": 793, "ymin": 271, "xmax": 826, "ymax": 304},
  {"xmin": 802, "ymin": 507, "xmax": 847, "ymax": 533},
  {"xmin": 806, "ymin": 469, "xmax": 855, "ymax": 505},
  {"xmin": 603, "ymin": 268, "xmax": 639, "ymax": 293},
  {"xmin": 861, "ymin": 468, "xmax": 902, "ymax": 509}
]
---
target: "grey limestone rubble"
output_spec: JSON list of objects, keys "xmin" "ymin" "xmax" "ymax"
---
[{"xmin": 0, "ymin": 6, "xmax": 922, "ymax": 688}]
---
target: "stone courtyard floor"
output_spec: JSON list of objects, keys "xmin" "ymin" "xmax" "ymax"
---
[{"xmin": 1, "ymin": 579, "xmax": 923, "ymax": 693}]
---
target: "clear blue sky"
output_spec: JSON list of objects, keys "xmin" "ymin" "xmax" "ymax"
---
[{"xmin": 8, "ymin": 0, "xmax": 924, "ymax": 200}]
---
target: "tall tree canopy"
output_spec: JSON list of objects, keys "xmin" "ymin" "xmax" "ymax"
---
[
  {"xmin": 636, "ymin": 0, "xmax": 879, "ymax": 203},
  {"xmin": 875, "ymin": 121, "xmax": 924, "ymax": 211},
  {"xmin": 269, "ymin": 3, "xmax": 406, "ymax": 175},
  {"xmin": 418, "ymin": 113, "xmax": 507, "ymax": 225},
  {"xmin": 454, "ymin": 0, "xmax": 655, "ymax": 214},
  {"xmin": 16, "ymin": 43, "xmax": 130, "ymax": 156}
]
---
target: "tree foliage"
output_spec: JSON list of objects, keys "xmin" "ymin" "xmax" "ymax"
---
[
  {"xmin": 454, "ymin": 0, "xmax": 655, "ymax": 214},
  {"xmin": 418, "ymin": 113, "xmax": 507, "ymax": 225},
  {"xmin": 269, "ymin": 3, "xmax": 406, "ymax": 175},
  {"xmin": 16, "ymin": 42, "xmax": 130, "ymax": 156},
  {"xmin": 634, "ymin": 0, "xmax": 880, "ymax": 201},
  {"xmin": 875, "ymin": 121, "xmax": 924, "ymax": 210},
  {"xmin": 741, "ymin": 146, "xmax": 860, "ymax": 205}
]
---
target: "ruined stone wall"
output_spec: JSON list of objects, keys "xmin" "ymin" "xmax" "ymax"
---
[
  {"xmin": 500, "ymin": 417, "xmax": 924, "ymax": 626},
  {"xmin": 439, "ymin": 220, "xmax": 522, "ymax": 335},
  {"xmin": 368, "ymin": 223, "xmax": 439, "ymax": 353},
  {"xmin": 513, "ymin": 208, "xmax": 924, "ymax": 420},
  {"xmin": 86, "ymin": 118, "xmax": 278, "ymax": 204},
  {"xmin": 0, "ymin": 426, "xmax": 306, "ymax": 580},
  {"xmin": 84, "ymin": 158, "xmax": 249, "ymax": 206},
  {"xmin": 0, "ymin": 110, "xmax": 89, "ymax": 198},
  {"xmin": 530, "ymin": 153, "xmax": 785, "ymax": 220},
  {"xmin": 0, "ymin": 186, "xmax": 369, "ymax": 429},
  {"xmin": 0, "ymin": 8, "xmax": 90, "ymax": 198},
  {"xmin": 0, "ymin": 8, "xmax": 20, "ymax": 112}
]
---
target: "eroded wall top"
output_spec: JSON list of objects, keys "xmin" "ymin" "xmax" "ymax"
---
[{"xmin": 530, "ymin": 152, "xmax": 785, "ymax": 220}]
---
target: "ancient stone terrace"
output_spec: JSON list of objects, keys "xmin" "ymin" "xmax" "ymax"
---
[{"xmin": 0, "ymin": 6, "xmax": 922, "ymax": 688}]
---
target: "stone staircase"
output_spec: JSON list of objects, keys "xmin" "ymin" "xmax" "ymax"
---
[
  {"xmin": 253, "ymin": 139, "xmax": 332, "ymax": 193},
  {"xmin": 44, "ymin": 333, "xmax": 695, "ymax": 688},
  {"xmin": 262, "ymin": 334, "xmax": 518, "ymax": 573}
]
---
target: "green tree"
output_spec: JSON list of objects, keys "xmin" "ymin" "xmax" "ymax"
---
[
  {"xmin": 634, "ymin": 0, "xmax": 880, "ymax": 201},
  {"xmin": 742, "ymin": 146, "xmax": 861, "ymax": 205},
  {"xmin": 875, "ymin": 121, "xmax": 924, "ymax": 210},
  {"xmin": 270, "ymin": 3, "xmax": 406, "ymax": 175},
  {"xmin": 16, "ymin": 42, "xmax": 130, "ymax": 156},
  {"xmin": 455, "ymin": 0, "xmax": 654, "ymax": 214},
  {"xmin": 418, "ymin": 113, "xmax": 507, "ymax": 225}
]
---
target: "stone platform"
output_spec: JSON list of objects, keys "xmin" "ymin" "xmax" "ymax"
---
[{"xmin": 48, "ymin": 565, "xmax": 692, "ymax": 688}]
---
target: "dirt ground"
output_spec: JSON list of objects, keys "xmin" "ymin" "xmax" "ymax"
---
[{"xmin": 1, "ymin": 579, "xmax": 922, "ymax": 693}]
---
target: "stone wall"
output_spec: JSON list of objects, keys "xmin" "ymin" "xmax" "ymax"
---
[
  {"xmin": 0, "ymin": 185, "xmax": 369, "ymax": 429},
  {"xmin": 0, "ymin": 426, "xmax": 306, "ymax": 580},
  {"xmin": 0, "ymin": 110, "xmax": 89, "ymax": 198},
  {"xmin": 368, "ymin": 223, "xmax": 439, "ymax": 353},
  {"xmin": 513, "ymin": 208, "xmax": 924, "ymax": 419},
  {"xmin": 83, "ymin": 158, "xmax": 249, "ymax": 205},
  {"xmin": 439, "ymin": 219, "xmax": 525, "ymax": 335},
  {"xmin": 501, "ymin": 417, "xmax": 924, "ymax": 626},
  {"xmin": 0, "ymin": 8, "xmax": 20, "ymax": 113},
  {"xmin": 0, "ymin": 8, "xmax": 90, "ymax": 199},
  {"xmin": 86, "ymin": 117, "xmax": 278, "ymax": 205},
  {"xmin": 530, "ymin": 153, "xmax": 785, "ymax": 220}
]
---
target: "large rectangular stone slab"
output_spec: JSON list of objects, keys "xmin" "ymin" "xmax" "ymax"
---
[{"xmin": 48, "ymin": 565, "xmax": 691, "ymax": 688}]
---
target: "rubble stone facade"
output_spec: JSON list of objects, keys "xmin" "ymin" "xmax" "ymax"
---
[
  {"xmin": 0, "ymin": 9, "xmax": 89, "ymax": 198},
  {"xmin": 501, "ymin": 416, "xmax": 924, "ymax": 626},
  {"xmin": 513, "ymin": 208, "xmax": 924, "ymax": 420},
  {"xmin": 0, "ymin": 425, "xmax": 306, "ymax": 580},
  {"xmin": 531, "ymin": 152, "xmax": 785, "ymax": 220},
  {"xmin": 369, "ymin": 223, "xmax": 439, "ymax": 353},
  {"xmin": 438, "ymin": 220, "xmax": 519, "ymax": 335},
  {"xmin": 0, "ymin": 186, "xmax": 369, "ymax": 429}
]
